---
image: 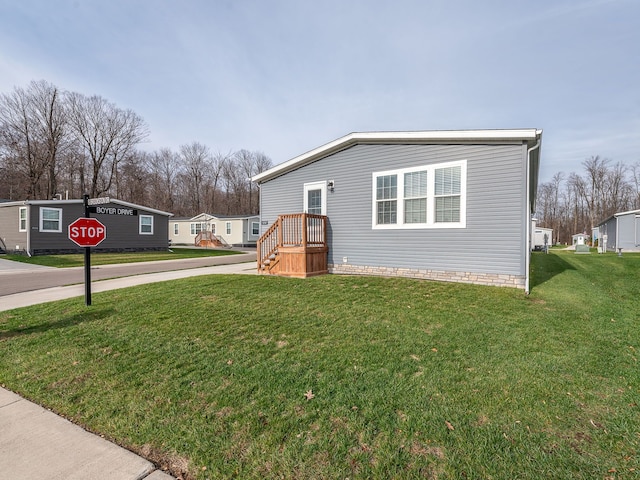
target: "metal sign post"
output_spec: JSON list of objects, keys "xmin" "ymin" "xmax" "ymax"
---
[
  {"xmin": 83, "ymin": 194, "xmax": 92, "ymax": 306},
  {"xmin": 68, "ymin": 196, "xmax": 107, "ymax": 306}
]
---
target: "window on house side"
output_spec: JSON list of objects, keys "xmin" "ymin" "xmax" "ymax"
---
[
  {"xmin": 226, "ymin": 222, "xmax": 231, "ymax": 235},
  {"xmin": 252, "ymin": 222, "xmax": 260, "ymax": 236},
  {"xmin": 404, "ymin": 170, "xmax": 427, "ymax": 224},
  {"xmin": 39, "ymin": 207, "xmax": 62, "ymax": 232},
  {"xmin": 372, "ymin": 160, "xmax": 466, "ymax": 229},
  {"xmin": 190, "ymin": 223, "xmax": 202, "ymax": 235},
  {"xmin": 174, "ymin": 223, "xmax": 179, "ymax": 235},
  {"xmin": 435, "ymin": 165, "xmax": 462, "ymax": 223},
  {"xmin": 376, "ymin": 174, "xmax": 397, "ymax": 225},
  {"xmin": 140, "ymin": 215, "xmax": 153, "ymax": 235},
  {"xmin": 19, "ymin": 207, "xmax": 27, "ymax": 231}
]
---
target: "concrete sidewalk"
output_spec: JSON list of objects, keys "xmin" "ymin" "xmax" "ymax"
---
[
  {"xmin": 0, "ymin": 387, "xmax": 174, "ymax": 479},
  {"xmin": 0, "ymin": 260, "xmax": 257, "ymax": 311}
]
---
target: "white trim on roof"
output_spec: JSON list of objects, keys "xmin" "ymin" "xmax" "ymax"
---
[
  {"xmin": 251, "ymin": 129, "xmax": 543, "ymax": 184},
  {"xmin": 614, "ymin": 208, "xmax": 640, "ymax": 217},
  {"xmin": 0, "ymin": 198, "xmax": 173, "ymax": 217}
]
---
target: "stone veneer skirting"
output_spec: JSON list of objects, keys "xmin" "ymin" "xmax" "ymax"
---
[{"xmin": 329, "ymin": 264, "xmax": 525, "ymax": 289}]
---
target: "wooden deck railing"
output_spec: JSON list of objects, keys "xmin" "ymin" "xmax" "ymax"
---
[{"xmin": 257, "ymin": 213, "xmax": 328, "ymax": 277}]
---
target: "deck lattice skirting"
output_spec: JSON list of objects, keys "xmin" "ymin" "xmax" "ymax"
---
[{"xmin": 329, "ymin": 264, "xmax": 525, "ymax": 289}]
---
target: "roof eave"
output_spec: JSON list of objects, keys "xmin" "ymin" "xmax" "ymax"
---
[{"xmin": 252, "ymin": 129, "xmax": 543, "ymax": 184}]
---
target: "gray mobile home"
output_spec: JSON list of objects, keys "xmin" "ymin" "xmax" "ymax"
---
[
  {"xmin": 0, "ymin": 198, "xmax": 172, "ymax": 255},
  {"xmin": 252, "ymin": 129, "xmax": 543, "ymax": 292},
  {"xmin": 596, "ymin": 209, "xmax": 640, "ymax": 252}
]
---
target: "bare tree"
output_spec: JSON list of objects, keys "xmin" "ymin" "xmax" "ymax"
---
[
  {"xmin": 576, "ymin": 156, "xmax": 609, "ymax": 233},
  {"xmin": 147, "ymin": 148, "xmax": 180, "ymax": 213},
  {"xmin": 207, "ymin": 151, "xmax": 230, "ymax": 213},
  {"xmin": 630, "ymin": 161, "xmax": 640, "ymax": 208},
  {"xmin": 0, "ymin": 80, "xmax": 66, "ymax": 198},
  {"xmin": 179, "ymin": 141, "xmax": 211, "ymax": 213},
  {"xmin": 66, "ymin": 92, "xmax": 148, "ymax": 197},
  {"xmin": 252, "ymin": 152, "xmax": 272, "ymax": 213}
]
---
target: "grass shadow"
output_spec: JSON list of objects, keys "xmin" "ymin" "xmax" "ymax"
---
[
  {"xmin": 0, "ymin": 307, "xmax": 115, "ymax": 341},
  {"xmin": 530, "ymin": 251, "xmax": 576, "ymax": 289}
]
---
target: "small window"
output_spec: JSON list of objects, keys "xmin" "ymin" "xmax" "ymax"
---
[
  {"xmin": 39, "ymin": 207, "xmax": 62, "ymax": 232},
  {"xmin": 434, "ymin": 165, "xmax": 461, "ymax": 223},
  {"xmin": 376, "ymin": 175, "xmax": 397, "ymax": 225},
  {"xmin": 404, "ymin": 170, "xmax": 427, "ymax": 224},
  {"xmin": 174, "ymin": 223, "xmax": 179, "ymax": 235},
  {"xmin": 19, "ymin": 207, "xmax": 27, "ymax": 232},
  {"xmin": 251, "ymin": 222, "xmax": 260, "ymax": 236},
  {"xmin": 226, "ymin": 222, "xmax": 232, "ymax": 235},
  {"xmin": 139, "ymin": 215, "xmax": 153, "ymax": 235}
]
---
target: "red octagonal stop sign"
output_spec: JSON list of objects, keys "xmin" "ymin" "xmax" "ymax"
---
[{"xmin": 68, "ymin": 217, "xmax": 107, "ymax": 247}]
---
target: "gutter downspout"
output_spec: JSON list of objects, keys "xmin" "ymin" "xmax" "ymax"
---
[{"xmin": 525, "ymin": 139, "xmax": 541, "ymax": 294}]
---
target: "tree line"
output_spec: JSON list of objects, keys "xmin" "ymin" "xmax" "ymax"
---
[
  {"xmin": 0, "ymin": 80, "xmax": 272, "ymax": 216},
  {"xmin": 537, "ymin": 156, "xmax": 640, "ymax": 244}
]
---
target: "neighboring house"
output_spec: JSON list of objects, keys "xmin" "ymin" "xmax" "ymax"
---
[
  {"xmin": 252, "ymin": 129, "xmax": 543, "ymax": 292},
  {"xmin": 595, "ymin": 209, "xmax": 640, "ymax": 252},
  {"xmin": 170, "ymin": 213, "xmax": 260, "ymax": 247},
  {"xmin": 0, "ymin": 198, "xmax": 172, "ymax": 255},
  {"xmin": 531, "ymin": 218, "xmax": 553, "ymax": 251}
]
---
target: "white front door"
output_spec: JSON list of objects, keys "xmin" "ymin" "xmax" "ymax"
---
[{"xmin": 303, "ymin": 181, "xmax": 326, "ymax": 215}]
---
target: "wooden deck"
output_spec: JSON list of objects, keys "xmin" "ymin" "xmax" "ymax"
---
[{"xmin": 257, "ymin": 213, "xmax": 328, "ymax": 278}]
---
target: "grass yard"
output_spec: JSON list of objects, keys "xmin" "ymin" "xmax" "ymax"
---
[
  {"xmin": 3, "ymin": 247, "xmax": 241, "ymax": 267},
  {"xmin": 1, "ymin": 251, "xmax": 638, "ymax": 479}
]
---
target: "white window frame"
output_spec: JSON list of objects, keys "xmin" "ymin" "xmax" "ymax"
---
[
  {"xmin": 173, "ymin": 223, "xmax": 179, "ymax": 235},
  {"xmin": 251, "ymin": 221, "xmax": 260, "ymax": 236},
  {"xmin": 19, "ymin": 207, "xmax": 27, "ymax": 232},
  {"xmin": 303, "ymin": 181, "xmax": 327, "ymax": 215},
  {"xmin": 371, "ymin": 160, "xmax": 467, "ymax": 229},
  {"xmin": 39, "ymin": 207, "xmax": 62, "ymax": 232},
  {"xmin": 139, "ymin": 215, "xmax": 154, "ymax": 235},
  {"xmin": 226, "ymin": 222, "xmax": 232, "ymax": 235},
  {"xmin": 190, "ymin": 223, "xmax": 203, "ymax": 236}
]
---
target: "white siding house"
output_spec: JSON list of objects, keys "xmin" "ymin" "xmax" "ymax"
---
[{"xmin": 170, "ymin": 213, "xmax": 260, "ymax": 247}]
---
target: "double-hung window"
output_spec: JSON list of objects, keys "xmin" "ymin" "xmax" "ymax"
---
[
  {"xmin": 190, "ymin": 223, "xmax": 202, "ymax": 235},
  {"xmin": 375, "ymin": 174, "xmax": 398, "ymax": 225},
  {"xmin": 372, "ymin": 160, "xmax": 466, "ymax": 229},
  {"xmin": 139, "ymin": 215, "xmax": 153, "ymax": 234},
  {"xmin": 435, "ymin": 165, "xmax": 462, "ymax": 223},
  {"xmin": 19, "ymin": 207, "xmax": 27, "ymax": 232},
  {"xmin": 39, "ymin": 207, "xmax": 62, "ymax": 232}
]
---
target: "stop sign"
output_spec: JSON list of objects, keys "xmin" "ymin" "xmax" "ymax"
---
[{"xmin": 68, "ymin": 217, "xmax": 107, "ymax": 247}]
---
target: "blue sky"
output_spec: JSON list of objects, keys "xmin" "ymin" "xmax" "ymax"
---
[{"xmin": 1, "ymin": 0, "xmax": 638, "ymax": 182}]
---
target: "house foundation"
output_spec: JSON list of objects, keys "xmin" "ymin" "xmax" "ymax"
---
[{"xmin": 329, "ymin": 264, "xmax": 525, "ymax": 289}]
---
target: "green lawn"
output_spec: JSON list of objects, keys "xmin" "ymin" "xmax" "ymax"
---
[
  {"xmin": 3, "ymin": 248, "xmax": 241, "ymax": 267},
  {"xmin": 1, "ymin": 251, "xmax": 638, "ymax": 479}
]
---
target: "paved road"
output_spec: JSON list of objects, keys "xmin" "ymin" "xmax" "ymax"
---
[{"xmin": 0, "ymin": 252, "xmax": 256, "ymax": 297}]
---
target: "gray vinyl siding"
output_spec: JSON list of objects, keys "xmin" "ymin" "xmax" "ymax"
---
[
  {"xmin": 615, "ymin": 213, "xmax": 640, "ymax": 252},
  {"xmin": 260, "ymin": 143, "xmax": 528, "ymax": 276},
  {"xmin": 29, "ymin": 203, "xmax": 84, "ymax": 253},
  {"xmin": 599, "ymin": 218, "xmax": 617, "ymax": 251},
  {"xmin": 5, "ymin": 201, "xmax": 172, "ymax": 254},
  {"xmin": 0, "ymin": 205, "xmax": 28, "ymax": 252}
]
